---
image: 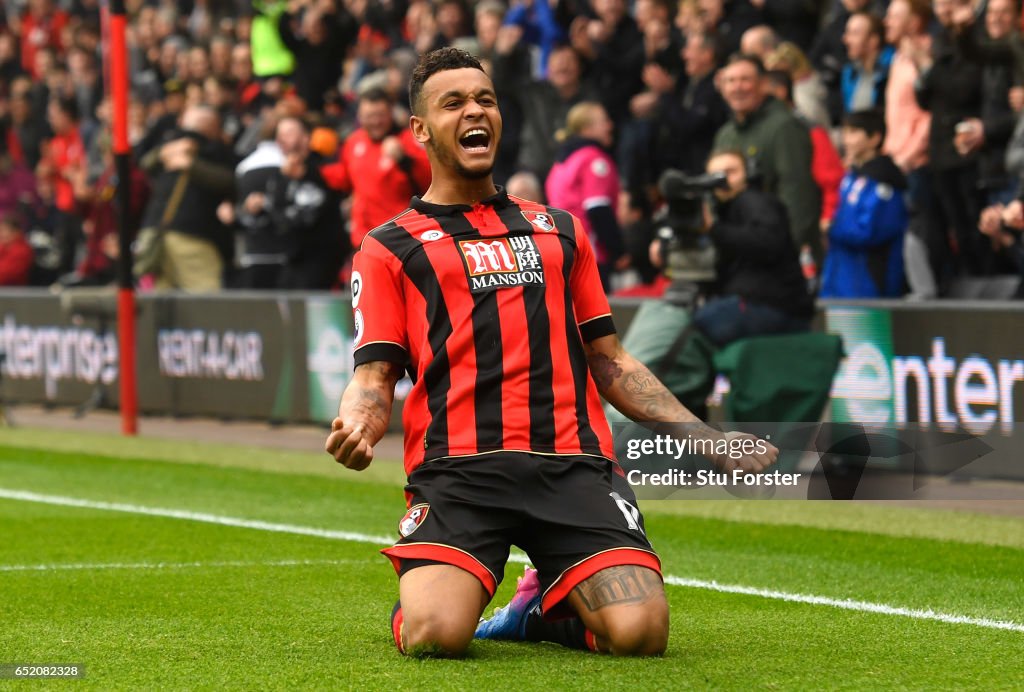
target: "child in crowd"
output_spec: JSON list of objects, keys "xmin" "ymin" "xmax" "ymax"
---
[{"xmin": 821, "ymin": 109, "xmax": 908, "ymax": 298}]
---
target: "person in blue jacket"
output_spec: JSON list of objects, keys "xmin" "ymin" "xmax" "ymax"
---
[
  {"xmin": 840, "ymin": 12, "xmax": 894, "ymax": 116},
  {"xmin": 821, "ymin": 109, "xmax": 908, "ymax": 298}
]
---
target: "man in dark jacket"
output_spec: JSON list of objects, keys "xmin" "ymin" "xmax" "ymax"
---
[
  {"xmin": 654, "ymin": 30, "xmax": 730, "ymax": 176},
  {"xmin": 691, "ymin": 150, "xmax": 813, "ymax": 346},
  {"xmin": 492, "ymin": 44, "xmax": 599, "ymax": 179},
  {"xmin": 913, "ymin": 0, "xmax": 988, "ymax": 274},
  {"xmin": 277, "ymin": 0, "xmax": 357, "ymax": 112},
  {"xmin": 569, "ymin": 0, "xmax": 645, "ymax": 126},
  {"xmin": 713, "ymin": 54, "xmax": 821, "ymax": 261},
  {"xmin": 954, "ymin": 0, "xmax": 1021, "ymax": 204},
  {"xmin": 233, "ymin": 116, "xmax": 346, "ymax": 289},
  {"xmin": 139, "ymin": 105, "xmax": 236, "ymax": 292}
]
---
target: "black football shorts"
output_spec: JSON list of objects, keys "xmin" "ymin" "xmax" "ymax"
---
[{"xmin": 381, "ymin": 452, "xmax": 662, "ymax": 617}]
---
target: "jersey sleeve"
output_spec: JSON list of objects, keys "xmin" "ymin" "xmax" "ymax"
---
[
  {"xmin": 320, "ymin": 141, "xmax": 352, "ymax": 192},
  {"xmin": 351, "ymin": 236, "xmax": 409, "ymax": 368},
  {"xmin": 579, "ymin": 150, "xmax": 618, "ymax": 212},
  {"xmin": 569, "ymin": 214, "xmax": 616, "ymax": 342}
]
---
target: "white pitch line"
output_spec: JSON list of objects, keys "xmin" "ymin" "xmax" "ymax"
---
[
  {"xmin": 0, "ymin": 558, "xmax": 366, "ymax": 573},
  {"xmin": 1, "ymin": 488, "xmax": 1022, "ymax": 634},
  {"xmin": 0, "ymin": 488, "xmax": 394, "ymax": 545},
  {"xmin": 663, "ymin": 577, "xmax": 1024, "ymax": 633}
]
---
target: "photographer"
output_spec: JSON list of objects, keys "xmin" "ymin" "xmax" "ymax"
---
[
  {"xmin": 138, "ymin": 105, "xmax": 235, "ymax": 292},
  {"xmin": 230, "ymin": 116, "xmax": 347, "ymax": 290},
  {"xmin": 687, "ymin": 151, "xmax": 813, "ymax": 346},
  {"xmin": 652, "ymin": 150, "xmax": 812, "ymax": 347},
  {"xmin": 608, "ymin": 154, "xmax": 811, "ymax": 422}
]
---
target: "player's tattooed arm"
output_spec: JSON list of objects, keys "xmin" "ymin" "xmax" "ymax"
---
[
  {"xmin": 584, "ymin": 334, "xmax": 710, "ymax": 431},
  {"xmin": 340, "ymin": 361, "xmax": 403, "ymax": 445},
  {"xmin": 572, "ymin": 566, "xmax": 665, "ymax": 612},
  {"xmin": 327, "ymin": 360, "xmax": 403, "ymax": 470},
  {"xmin": 583, "ymin": 334, "xmax": 778, "ymax": 472}
]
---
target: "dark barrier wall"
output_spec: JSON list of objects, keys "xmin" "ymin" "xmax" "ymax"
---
[
  {"xmin": 1, "ymin": 290, "xmax": 1022, "ymax": 478},
  {"xmin": 0, "ymin": 290, "xmax": 348, "ymax": 424}
]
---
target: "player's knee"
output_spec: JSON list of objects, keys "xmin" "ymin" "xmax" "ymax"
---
[
  {"xmin": 602, "ymin": 601, "xmax": 669, "ymax": 657},
  {"xmin": 401, "ymin": 610, "xmax": 475, "ymax": 657}
]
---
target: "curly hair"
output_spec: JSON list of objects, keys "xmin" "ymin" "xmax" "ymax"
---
[{"xmin": 408, "ymin": 47, "xmax": 484, "ymax": 115}]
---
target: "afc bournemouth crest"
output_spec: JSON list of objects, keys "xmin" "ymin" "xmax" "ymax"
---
[
  {"xmin": 521, "ymin": 210, "xmax": 556, "ymax": 232},
  {"xmin": 399, "ymin": 503, "xmax": 430, "ymax": 537}
]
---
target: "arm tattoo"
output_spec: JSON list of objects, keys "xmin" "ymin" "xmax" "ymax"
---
[
  {"xmin": 622, "ymin": 367, "xmax": 692, "ymax": 421},
  {"xmin": 573, "ymin": 566, "xmax": 663, "ymax": 612},
  {"xmin": 587, "ymin": 352, "xmax": 624, "ymax": 390},
  {"xmin": 350, "ymin": 388, "xmax": 389, "ymax": 430},
  {"xmin": 359, "ymin": 360, "xmax": 404, "ymax": 381}
]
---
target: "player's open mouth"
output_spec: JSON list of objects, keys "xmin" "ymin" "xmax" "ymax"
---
[{"xmin": 459, "ymin": 128, "xmax": 491, "ymax": 154}]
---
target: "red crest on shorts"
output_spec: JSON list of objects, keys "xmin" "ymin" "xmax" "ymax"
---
[
  {"xmin": 521, "ymin": 210, "xmax": 556, "ymax": 232},
  {"xmin": 398, "ymin": 503, "xmax": 430, "ymax": 537}
]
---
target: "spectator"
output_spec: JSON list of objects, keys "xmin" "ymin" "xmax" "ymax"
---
[
  {"xmin": 545, "ymin": 101, "xmax": 627, "ymax": 288},
  {"xmin": 739, "ymin": 24, "xmax": 778, "ymax": 60},
  {"xmin": 687, "ymin": 150, "xmax": 812, "ymax": 346},
  {"xmin": 139, "ymin": 105, "xmax": 236, "ymax": 292},
  {"xmin": 696, "ymin": 0, "xmax": 763, "ymax": 57},
  {"xmin": 19, "ymin": 0, "xmax": 69, "ymax": 79},
  {"xmin": 505, "ymin": 170, "xmax": 544, "ymax": 203},
  {"xmin": 764, "ymin": 69, "xmax": 844, "ymax": 231},
  {"xmin": 955, "ymin": 0, "xmax": 1022, "ymax": 205},
  {"xmin": 501, "ymin": 0, "xmax": 565, "ymax": 77},
  {"xmin": 63, "ymin": 136, "xmax": 150, "ymax": 287},
  {"xmin": 231, "ymin": 43, "xmax": 261, "ymax": 113},
  {"xmin": 655, "ymin": 30, "xmax": 730, "ymax": 176},
  {"xmin": 841, "ymin": 11, "xmax": 894, "ymax": 116},
  {"xmin": 914, "ymin": 0, "xmax": 988, "ymax": 276},
  {"xmin": 66, "ymin": 45, "xmax": 102, "ymax": 126},
  {"xmin": 0, "ymin": 212, "xmax": 33, "ymax": 286},
  {"xmin": 765, "ymin": 41, "xmax": 831, "ymax": 128},
  {"xmin": 136, "ymin": 79, "xmax": 188, "ymax": 160},
  {"xmin": 809, "ymin": 0, "xmax": 874, "ymax": 124},
  {"xmin": 0, "ymin": 31, "xmax": 22, "ymax": 84},
  {"xmin": 882, "ymin": 0, "xmax": 937, "ymax": 297},
  {"xmin": 494, "ymin": 44, "xmax": 598, "ymax": 180},
  {"xmin": 751, "ymin": 0, "xmax": 820, "ymax": 51},
  {"xmin": 619, "ymin": 0, "xmax": 686, "ymax": 187},
  {"xmin": 5, "ymin": 79, "xmax": 45, "ymax": 169},
  {"xmin": 979, "ymin": 198, "xmax": 1024, "ymax": 296},
  {"xmin": 233, "ymin": 116, "xmax": 346, "ymax": 288},
  {"xmin": 321, "ymin": 88, "xmax": 431, "ymax": 250},
  {"xmin": 821, "ymin": 110, "xmax": 908, "ymax": 298},
  {"xmin": 209, "ymin": 34, "xmax": 233, "ymax": 79},
  {"xmin": 277, "ymin": 0, "xmax": 357, "ymax": 112},
  {"xmin": 569, "ymin": 0, "xmax": 645, "ymax": 126},
  {"xmin": 185, "ymin": 45, "xmax": 212, "ymax": 84},
  {"xmin": 38, "ymin": 95, "xmax": 85, "ymax": 276},
  {"xmin": 713, "ymin": 54, "xmax": 821, "ymax": 261},
  {"xmin": 0, "ymin": 140, "xmax": 38, "ymax": 218},
  {"xmin": 251, "ymin": 0, "xmax": 295, "ymax": 79}
]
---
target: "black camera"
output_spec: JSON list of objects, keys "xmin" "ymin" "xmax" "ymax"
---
[{"xmin": 655, "ymin": 169, "xmax": 729, "ymax": 299}]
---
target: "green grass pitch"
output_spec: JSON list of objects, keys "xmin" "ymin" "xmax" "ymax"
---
[{"xmin": 1, "ymin": 428, "xmax": 1022, "ymax": 689}]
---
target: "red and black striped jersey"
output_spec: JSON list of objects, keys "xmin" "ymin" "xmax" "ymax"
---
[{"xmin": 351, "ymin": 188, "xmax": 617, "ymax": 475}]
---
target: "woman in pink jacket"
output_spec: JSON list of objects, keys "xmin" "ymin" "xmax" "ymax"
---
[{"xmin": 545, "ymin": 102, "xmax": 626, "ymax": 289}]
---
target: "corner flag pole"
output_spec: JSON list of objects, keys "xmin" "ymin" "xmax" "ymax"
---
[{"xmin": 106, "ymin": 0, "xmax": 138, "ymax": 435}]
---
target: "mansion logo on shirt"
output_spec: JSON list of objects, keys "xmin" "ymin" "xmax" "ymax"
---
[{"xmin": 458, "ymin": 236, "xmax": 545, "ymax": 292}]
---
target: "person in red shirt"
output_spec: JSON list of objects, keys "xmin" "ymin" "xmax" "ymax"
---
[
  {"xmin": 325, "ymin": 48, "xmax": 777, "ymax": 659},
  {"xmin": 0, "ymin": 213, "xmax": 34, "ymax": 286},
  {"xmin": 36, "ymin": 96, "xmax": 85, "ymax": 275},
  {"xmin": 320, "ymin": 88, "xmax": 431, "ymax": 249},
  {"xmin": 18, "ymin": 0, "xmax": 69, "ymax": 78}
]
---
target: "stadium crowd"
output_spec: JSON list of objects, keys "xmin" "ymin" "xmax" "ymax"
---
[{"xmin": 0, "ymin": 0, "xmax": 1022, "ymax": 297}]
